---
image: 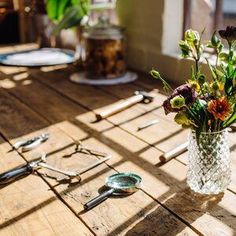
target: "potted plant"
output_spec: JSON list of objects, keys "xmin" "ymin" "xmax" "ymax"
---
[
  {"xmin": 46, "ymin": 0, "xmax": 116, "ymax": 36},
  {"xmin": 151, "ymin": 26, "xmax": 236, "ymax": 194},
  {"xmin": 46, "ymin": 0, "xmax": 90, "ymax": 36}
]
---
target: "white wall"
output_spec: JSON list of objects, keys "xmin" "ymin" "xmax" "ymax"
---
[{"xmin": 116, "ymin": 0, "xmax": 190, "ymax": 84}]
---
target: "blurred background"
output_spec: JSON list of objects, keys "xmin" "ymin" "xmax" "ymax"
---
[
  {"xmin": 0, "ymin": 0, "xmax": 235, "ymax": 83},
  {"xmin": 0, "ymin": 0, "xmax": 235, "ymax": 46},
  {"xmin": 0, "ymin": 0, "xmax": 116, "ymax": 48}
]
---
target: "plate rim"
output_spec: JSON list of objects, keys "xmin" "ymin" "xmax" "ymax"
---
[{"xmin": 0, "ymin": 48, "xmax": 76, "ymax": 67}]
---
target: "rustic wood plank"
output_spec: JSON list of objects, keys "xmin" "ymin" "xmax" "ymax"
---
[
  {"xmin": 18, "ymin": 66, "xmax": 236, "ymax": 235},
  {"xmin": 0, "ymin": 71, "xmax": 197, "ymax": 235},
  {"xmin": 0, "ymin": 136, "xmax": 93, "ymax": 236},
  {"xmin": 0, "ymin": 43, "xmax": 234, "ymax": 232}
]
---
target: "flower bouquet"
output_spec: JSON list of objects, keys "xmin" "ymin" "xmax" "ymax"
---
[{"xmin": 151, "ymin": 26, "xmax": 236, "ymax": 194}]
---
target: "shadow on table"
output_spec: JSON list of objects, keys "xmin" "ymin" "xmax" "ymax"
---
[
  {"xmin": 0, "ymin": 63, "xmax": 235, "ymax": 235},
  {"xmin": 110, "ymin": 188, "xmax": 225, "ymax": 236}
]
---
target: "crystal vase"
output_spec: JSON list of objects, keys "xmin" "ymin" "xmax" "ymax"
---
[{"xmin": 187, "ymin": 129, "xmax": 231, "ymax": 194}]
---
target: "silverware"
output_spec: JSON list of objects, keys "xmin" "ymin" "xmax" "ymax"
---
[
  {"xmin": 13, "ymin": 133, "xmax": 49, "ymax": 152},
  {"xmin": 137, "ymin": 119, "xmax": 159, "ymax": 131}
]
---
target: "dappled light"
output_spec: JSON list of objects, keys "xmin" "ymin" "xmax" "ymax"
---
[
  {"xmin": 0, "ymin": 0, "xmax": 236, "ymax": 233},
  {"xmin": 0, "ymin": 62, "xmax": 235, "ymax": 235},
  {"xmin": 0, "ymin": 78, "xmax": 16, "ymax": 89}
]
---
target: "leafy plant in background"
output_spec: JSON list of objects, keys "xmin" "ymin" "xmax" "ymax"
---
[
  {"xmin": 46, "ymin": 0, "xmax": 115, "ymax": 35},
  {"xmin": 151, "ymin": 26, "xmax": 236, "ymax": 139},
  {"xmin": 46, "ymin": 0, "xmax": 90, "ymax": 35}
]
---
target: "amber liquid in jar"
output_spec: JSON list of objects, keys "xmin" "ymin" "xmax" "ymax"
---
[{"xmin": 85, "ymin": 38, "xmax": 126, "ymax": 79}]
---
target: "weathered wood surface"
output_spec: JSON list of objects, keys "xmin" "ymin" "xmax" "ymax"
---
[
  {"xmin": 0, "ymin": 136, "xmax": 93, "ymax": 236},
  {"xmin": 0, "ymin": 45, "xmax": 235, "ymax": 235}
]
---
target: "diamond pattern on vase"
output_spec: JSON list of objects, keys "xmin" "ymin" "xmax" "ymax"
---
[{"xmin": 187, "ymin": 130, "xmax": 231, "ymax": 194}]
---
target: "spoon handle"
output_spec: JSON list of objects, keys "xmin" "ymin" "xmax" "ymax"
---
[{"xmin": 84, "ymin": 188, "xmax": 114, "ymax": 210}]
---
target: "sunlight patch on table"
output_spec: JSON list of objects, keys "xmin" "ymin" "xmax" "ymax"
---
[
  {"xmin": 13, "ymin": 72, "xmax": 29, "ymax": 81},
  {"xmin": 0, "ymin": 78, "xmax": 16, "ymax": 89}
]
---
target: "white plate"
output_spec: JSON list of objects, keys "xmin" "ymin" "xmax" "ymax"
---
[
  {"xmin": 0, "ymin": 48, "xmax": 76, "ymax": 67},
  {"xmin": 70, "ymin": 71, "xmax": 138, "ymax": 86}
]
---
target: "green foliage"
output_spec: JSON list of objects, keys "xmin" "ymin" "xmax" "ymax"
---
[
  {"xmin": 46, "ymin": 0, "xmax": 74, "ymax": 21},
  {"xmin": 46, "ymin": 0, "xmax": 90, "ymax": 35},
  {"xmin": 52, "ymin": 5, "xmax": 88, "ymax": 35},
  {"xmin": 223, "ymin": 105, "xmax": 236, "ymax": 127},
  {"xmin": 152, "ymin": 27, "xmax": 236, "ymax": 133},
  {"xmin": 179, "ymin": 40, "xmax": 191, "ymax": 58}
]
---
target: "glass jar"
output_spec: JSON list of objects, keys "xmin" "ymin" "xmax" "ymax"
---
[
  {"xmin": 83, "ymin": 17, "xmax": 126, "ymax": 79},
  {"xmin": 187, "ymin": 129, "xmax": 231, "ymax": 194}
]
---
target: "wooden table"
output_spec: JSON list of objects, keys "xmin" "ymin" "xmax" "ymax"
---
[{"xmin": 0, "ymin": 45, "xmax": 235, "ymax": 236}]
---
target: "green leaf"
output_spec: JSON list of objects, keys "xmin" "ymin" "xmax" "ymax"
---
[
  {"xmin": 80, "ymin": 0, "xmax": 90, "ymax": 13},
  {"xmin": 223, "ymin": 106, "xmax": 236, "ymax": 127},
  {"xmin": 215, "ymin": 68, "xmax": 224, "ymax": 78},
  {"xmin": 57, "ymin": 0, "xmax": 71, "ymax": 20},
  {"xmin": 219, "ymin": 52, "xmax": 228, "ymax": 62},
  {"xmin": 191, "ymin": 65, "xmax": 195, "ymax": 80},
  {"xmin": 52, "ymin": 5, "xmax": 88, "ymax": 35},
  {"xmin": 188, "ymin": 99, "xmax": 207, "ymax": 130},
  {"xmin": 46, "ymin": 0, "xmax": 90, "ymax": 24},
  {"xmin": 206, "ymin": 58, "xmax": 217, "ymax": 80},
  {"xmin": 46, "ymin": 0, "xmax": 59, "ymax": 21},
  {"xmin": 71, "ymin": 0, "xmax": 79, "ymax": 5},
  {"xmin": 179, "ymin": 40, "xmax": 191, "ymax": 58}
]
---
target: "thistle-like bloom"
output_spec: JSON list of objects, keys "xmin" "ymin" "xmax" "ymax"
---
[
  {"xmin": 207, "ymin": 97, "xmax": 231, "ymax": 121},
  {"xmin": 163, "ymin": 84, "xmax": 197, "ymax": 114},
  {"xmin": 219, "ymin": 26, "xmax": 236, "ymax": 44}
]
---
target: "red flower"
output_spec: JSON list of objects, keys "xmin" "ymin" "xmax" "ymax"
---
[{"xmin": 207, "ymin": 97, "xmax": 231, "ymax": 121}]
